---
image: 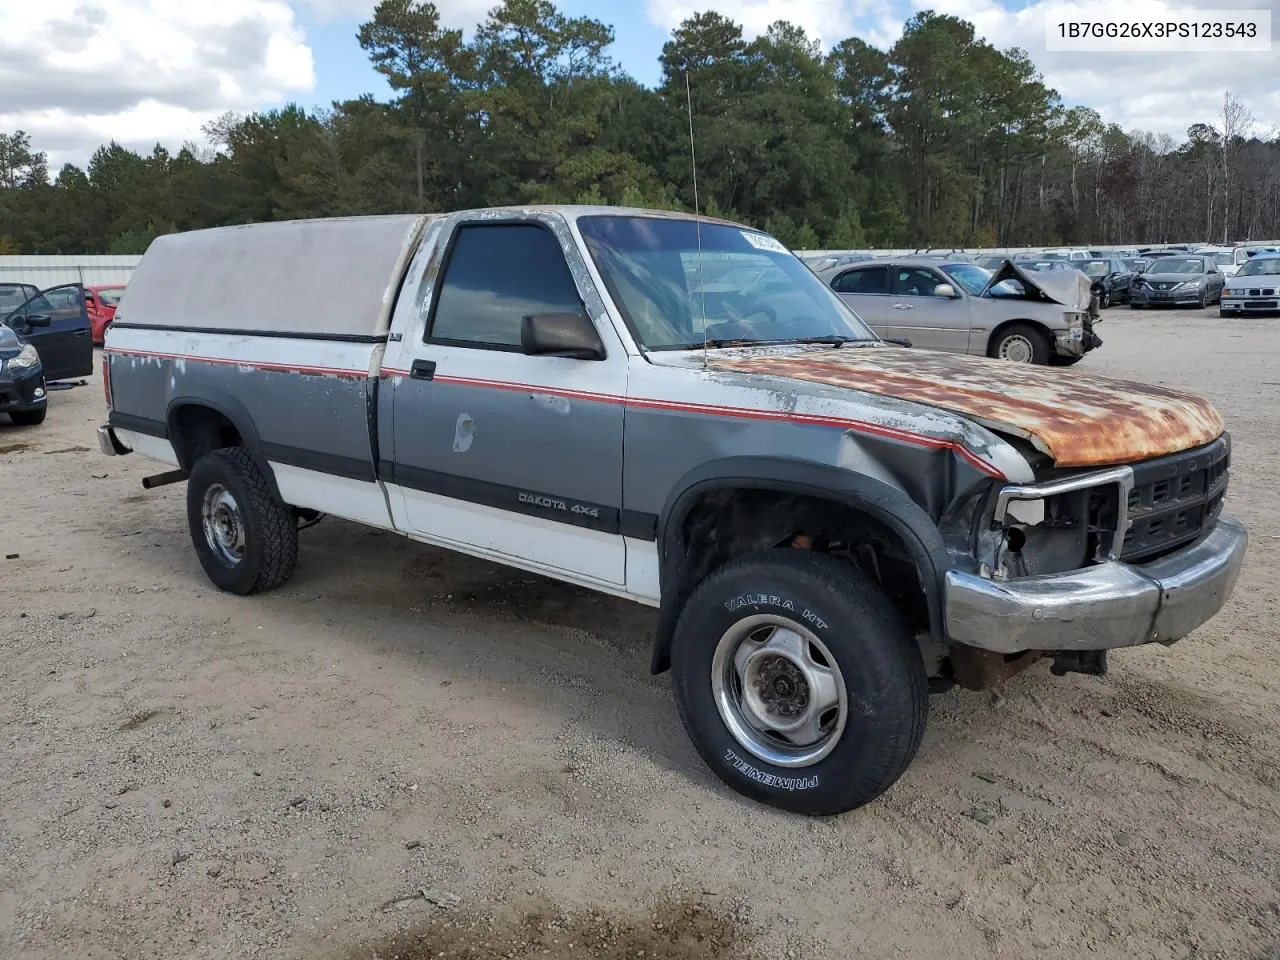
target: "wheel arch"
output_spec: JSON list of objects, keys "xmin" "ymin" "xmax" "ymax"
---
[
  {"xmin": 649, "ymin": 457, "xmax": 950, "ymax": 675},
  {"xmin": 986, "ymin": 318, "xmax": 1054, "ymax": 358},
  {"xmin": 165, "ymin": 393, "xmax": 282, "ymax": 503}
]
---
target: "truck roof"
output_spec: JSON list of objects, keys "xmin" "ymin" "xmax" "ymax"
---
[{"xmin": 117, "ymin": 214, "xmax": 436, "ymax": 340}]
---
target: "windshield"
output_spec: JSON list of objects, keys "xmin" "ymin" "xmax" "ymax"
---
[
  {"xmin": 1234, "ymin": 257, "xmax": 1280, "ymax": 278},
  {"xmin": 576, "ymin": 216, "xmax": 876, "ymax": 349},
  {"xmin": 97, "ymin": 287, "xmax": 125, "ymax": 306},
  {"xmin": 940, "ymin": 263, "xmax": 991, "ymax": 295},
  {"xmin": 1153, "ymin": 258, "xmax": 1207, "ymax": 274},
  {"xmin": 1080, "ymin": 260, "xmax": 1111, "ymax": 278}
]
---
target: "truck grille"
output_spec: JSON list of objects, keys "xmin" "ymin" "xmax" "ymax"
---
[{"xmin": 1122, "ymin": 436, "xmax": 1230, "ymax": 563}]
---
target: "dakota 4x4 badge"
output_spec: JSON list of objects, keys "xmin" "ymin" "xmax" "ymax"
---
[
  {"xmin": 724, "ymin": 748, "xmax": 819, "ymax": 790},
  {"xmin": 517, "ymin": 490, "xmax": 601, "ymax": 519}
]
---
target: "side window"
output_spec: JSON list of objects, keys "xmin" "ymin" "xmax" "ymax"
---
[
  {"xmin": 429, "ymin": 223, "xmax": 583, "ymax": 348},
  {"xmin": 832, "ymin": 266, "xmax": 888, "ymax": 294},
  {"xmin": 892, "ymin": 267, "xmax": 944, "ymax": 297}
]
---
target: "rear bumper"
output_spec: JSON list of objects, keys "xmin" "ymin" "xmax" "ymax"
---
[
  {"xmin": 97, "ymin": 424, "xmax": 132, "ymax": 456},
  {"xmin": 944, "ymin": 514, "xmax": 1247, "ymax": 654}
]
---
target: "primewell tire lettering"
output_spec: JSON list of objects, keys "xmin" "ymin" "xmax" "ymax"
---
[{"xmin": 724, "ymin": 749, "xmax": 819, "ymax": 790}]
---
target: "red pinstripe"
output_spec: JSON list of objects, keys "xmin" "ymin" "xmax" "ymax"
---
[{"xmin": 111, "ymin": 352, "xmax": 1005, "ymax": 478}]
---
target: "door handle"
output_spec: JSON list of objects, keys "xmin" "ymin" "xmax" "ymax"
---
[
  {"xmin": 892, "ymin": 303, "xmax": 915, "ymax": 310},
  {"xmin": 410, "ymin": 359, "xmax": 436, "ymax": 381}
]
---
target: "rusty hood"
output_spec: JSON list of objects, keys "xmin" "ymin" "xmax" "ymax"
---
[{"xmin": 710, "ymin": 347, "xmax": 1223, "ymax": 468}]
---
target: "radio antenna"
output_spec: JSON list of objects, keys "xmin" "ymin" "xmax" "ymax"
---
[{"xmin": 686, "ymin": 71, "xmax": 709, "ymax": 368}]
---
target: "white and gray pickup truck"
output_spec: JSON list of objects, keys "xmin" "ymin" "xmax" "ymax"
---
[{"xmin": 98, "ymin": 207, "xmax": 1247, "ymax": 816}]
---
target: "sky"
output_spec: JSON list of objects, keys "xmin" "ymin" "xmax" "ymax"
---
[{"xmin": 2, "ymin": 0, "xmax": 1278, "ymax": 171}]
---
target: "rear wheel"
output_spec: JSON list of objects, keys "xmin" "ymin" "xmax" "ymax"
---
[
  {"xmin": 989, "ymin": 323, "xmax": 1050, "ymax": 364},
  {"xmin": 186, "ymin": 447, "xmax": 297, "ymax": 595},
  {"xmin": 9, "ymin": 406, "xmax": 46, "ymax": 426},
  {"xmin": 669, "ymin": 550, "xmax": 928, "ymax": 816}
]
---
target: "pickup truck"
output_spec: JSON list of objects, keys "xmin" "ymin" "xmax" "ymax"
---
[{"xmin": 98, "ymin": 208, "xmax": 1248, "ymax": 816}]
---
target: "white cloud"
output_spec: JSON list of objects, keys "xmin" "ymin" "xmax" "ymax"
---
[
  {"xmin": 0, "ymin": 0, "xmax": 315, "ymax": 170},
  {"xmin": 296, "ymin": 0, "xmax": 493, "ymax": 30}
]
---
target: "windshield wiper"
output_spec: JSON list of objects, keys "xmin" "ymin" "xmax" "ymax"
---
[{"xmin": 686, "ymin": 335, "xmax": 867, "ymax": 350}]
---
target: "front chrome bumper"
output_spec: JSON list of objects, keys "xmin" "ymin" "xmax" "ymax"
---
[{"xmin": 944, "ymin": 514, "xmax": 1247, "ymax": 654}]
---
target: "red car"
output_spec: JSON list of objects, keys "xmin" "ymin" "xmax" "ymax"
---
[{"xmin": 86, "ymin": 284, "xmax": 127, "ymax": 345}]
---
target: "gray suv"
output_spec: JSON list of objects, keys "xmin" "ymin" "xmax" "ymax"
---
[{"xmin": 820, "ymin": 257, "xmax": 1101, "ymax": 365}]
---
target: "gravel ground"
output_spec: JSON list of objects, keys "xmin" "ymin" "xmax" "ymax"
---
[{"xmin": 1, "ymin": 308, "xmax": 1278, "ymax": 960}]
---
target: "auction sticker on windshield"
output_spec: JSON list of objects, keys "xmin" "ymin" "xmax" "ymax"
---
[
  {"xmin": 1046, "ymin": 9, "xmax": 1270, "ymax": 51},
  {"xmin": 742, "ymin": 232, "xmax": 789, "ymax": 254}
]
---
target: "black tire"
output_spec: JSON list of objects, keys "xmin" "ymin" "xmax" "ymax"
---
[
  {"xmin": 988, "ymin": 323, "xmax": 1051, "ymax": 364},
  {"xmin": 669, "ymin": 550, "xmax": 928, "ymax": 816},
  {"xmin": 186, "ymin": 447, "xmax": 297, "ymax": 595},
  {"xmin": 9, "ymin": 407, "xmax": 47, "ymax": 426},
  {"xmin": 1048, "ymin": 354, "xmax": 1083, "ymax": 367},
  {"xmin": 1130, "ymin": 302, "xmax": 1144, "ymax": 310},
  {"xmin": 1100, "ymin": 289, "xmax": 1111, "ymax": 309},
  {"xmin": 1197, "ymin": 289, "xmax": 1208, "ymax": 309}
]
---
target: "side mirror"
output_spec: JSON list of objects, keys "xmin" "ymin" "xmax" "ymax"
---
[
  {"xmin": 25, "ymin": 314, "xmax": 51, "ymax": 328},
  {"xmin": 933, "ymin": 283, "xmax": 958, "ymax": 298},
  {"xmin": 521, "ymin": 312, "xmax": 605, "ymax": 360}
]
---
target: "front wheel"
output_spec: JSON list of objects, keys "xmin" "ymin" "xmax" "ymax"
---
[
  {"xmin": 989, "ymin": 323, "xmax": 1050, "ymax": 364},
  {"xmin": 186, "ymin": 447, "xmax": 298, "ymax": 595},
  {"xmin": 1197, "ymin": 289, "xmax": 1208, "ymax": 309},
  {"xmin": 670, "ymin": 550, "xmax": 928, "ymax": 816}
]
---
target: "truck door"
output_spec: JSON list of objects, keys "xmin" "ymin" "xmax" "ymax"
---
[{"xmin": 382, "ymin": 215, "xmax": 627, "ymax": 585}]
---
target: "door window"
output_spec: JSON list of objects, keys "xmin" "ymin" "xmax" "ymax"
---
[
  {"xmin": 832, "ymin": 266, "xmax": 888, "ymax": 294},
  {"xmin": 428, "ymin": 224, "xmax": 584, "ymax": 348},
  {"xmin": 891, "ymin": 267, "xmax": 945, "ymax": 298}
]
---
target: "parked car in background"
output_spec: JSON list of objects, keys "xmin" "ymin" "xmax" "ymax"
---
[
  {"xmin": 1124, "ymin": 257, "xmax": 1152, "ymax": 275},
  {"xmin": 1018, "ymin": 259, "xmax": 1076, "ymax": 274},
  {"xmin": 1219, "ymin": 254, "xmax": 1280, "ymax": 317},
  {"xmin": 1078, "ymin": 258, "xmax": 1133, "ymax": 307},
  {"xmin": 0, "ymin": 282, "xmax": 39, "ymax": 318},
  {"xmin": 2, "ymin": 283, "xmax": 94, "ymax": 380},
  {"xmin": 822, "ymin": 257, "xmax": 1100, "ymax": 364},
  {"xmin": 1090, "ymin": 247, "xmax": 1139, "ymax": 259},
  {"xmin": 86, "ymin": 284, "xmax": 127, "ymax": 344},
  {"xmin": 1194, "ymin": 246, "xmax": 1249, "ymax": 278},
  {"xmin": 1129, "ymin": 256, "xmax": 1225, "ymax": 309},
  {"xmin": 0, "ymin": 321, "xmax": 47, "ymax": 425},
  {"xmin": 974, "ymin": 255, "xmax": 1009, "ymax": 270}
]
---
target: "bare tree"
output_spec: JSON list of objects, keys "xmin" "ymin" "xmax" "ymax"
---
[{"xmin": 1219, "ymin": 91, "xmax": 1253, "ymax": 242}]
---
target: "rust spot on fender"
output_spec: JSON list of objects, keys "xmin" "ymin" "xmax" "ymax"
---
[{"xmin": 711, "ymin": 348, "xmax": 1224, "ymax": 468}]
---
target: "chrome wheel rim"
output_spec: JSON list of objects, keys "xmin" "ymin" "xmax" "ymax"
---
[
  {"xmin": 201, "ymin": 484, "xmax": 245, "ymax": 566},
  {"xmin": 711, "ymin": 614, "xmax": 848, "ymax": 769},
  {"xmin": 998, "ymin": 334, "xmax": 1034, "ymax": 363}
]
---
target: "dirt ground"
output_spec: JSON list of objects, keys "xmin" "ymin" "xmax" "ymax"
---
[{"xmin": 2, "ymin": 308, "xmax": 1279, "ymax": 960}]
